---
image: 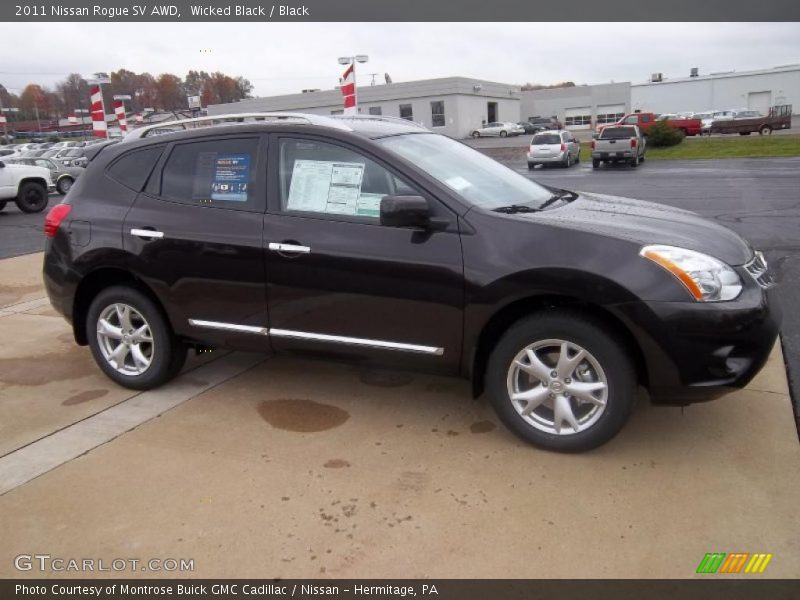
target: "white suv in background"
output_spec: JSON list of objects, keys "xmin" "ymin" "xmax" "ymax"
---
[
  {"xmin": 527, "ymin": 130, "xmax": 581, "ymax": 169},
  {"xmin": 0, "ymin": 159, "xmax": 54, "ymax": 213}
]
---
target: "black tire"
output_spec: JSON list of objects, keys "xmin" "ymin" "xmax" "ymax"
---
[
  {"xmin": 0, "ymin": 200, "xmax": 6, "ymax": 212},
  {"xmin": 471, "ymin": 131, "xmax": 480, "ymax": 138},
  {"xmin": 86, "ymin": 286, "xmax": 186, "ymax": 390},
  {"xmin": 562, "ymin": 153, "xmax": 572, "ymax": 168},
  {"xmin": 640, "ymin": 154, "xmax": 646, "ymax": 162},
  {"xmin": 485, "ymin": 310, "xmax": 636, "ymax": 452},
  {"xmin": 592, "ymin": 159, "xmax": 600, "ymax": 169},
  {"xmin": 56, "ymin": 176, "xmax": 74, "ymax": 195},
  {"xmin": 15, "ymin": 181, "xmax": 48, "ymax": 213},
  {"xmin": 759, "ymin": 126, "xmax": 771, "ymax": 136},
  {"xmin": 630, "ymin": 154, "xmax": 640, "ymax": 168},
  {"xmin": 499, "ymin": 130, "xmax": 508, "ymax": 138},
  {"xmin": 527, "ymin": 163, "xmax": 535, "ymax": 170},
  {"xmin": 575, "ymin": 151, "xmax": 580, "ymax": 164}
]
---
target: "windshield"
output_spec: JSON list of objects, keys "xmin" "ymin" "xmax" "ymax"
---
[
  {"xmin": 532, "ymin": 133, "xmax": 561, "ymax": 145},
  {"xmin": 379, "ymin": 133, "xmax": 553, "ymax": 209}
]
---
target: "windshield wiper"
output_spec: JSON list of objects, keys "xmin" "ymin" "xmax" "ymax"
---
[
  {"xmin": 493, "ymin": 204, "xmax": 541, "ymax": 214},
  {"xmin": 537, "ymin": 189, "xmax": 578, "ymax": 211}
]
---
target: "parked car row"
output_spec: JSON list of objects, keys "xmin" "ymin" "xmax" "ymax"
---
[
  {"xmin": 673, "ymin": 105, "xmax": 791, "ymax": 135},
  {"xmin": 470, "ymin": 122, "xmax": 526, "ymax": 138}
]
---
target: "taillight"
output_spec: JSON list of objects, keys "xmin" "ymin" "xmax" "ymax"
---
[
  {"xmin": 44, "ymin": 204, "xmax": 71, "ymax": 238},
  {"xmin": 591, "ymin": 140, "xmax": 596, "ymax": 150},
  {"xmin": 631, "ymin": 138, "xmax": 637, "ymax": 148},
  {"xmin": 560, "ymin": 143, "xmax": 566, "ymax": 151}
]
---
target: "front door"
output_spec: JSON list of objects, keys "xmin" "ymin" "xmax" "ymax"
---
[
  {"xmin": 263, "ymin": 135, "xmax": 464, "ymax": 373},
  {"xmin": 123, "ymin": 135, "xmax": 269, "ymax": 352}
]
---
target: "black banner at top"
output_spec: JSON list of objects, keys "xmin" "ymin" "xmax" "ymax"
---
[{"xmin": 2, "ymin": 0, "xmax": 800, "ymax": 22}]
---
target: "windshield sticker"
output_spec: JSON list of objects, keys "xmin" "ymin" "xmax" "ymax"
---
[
  {"xmin": 445, "ymin": 175, "xmax": 472, "ymax": 191},
  {"xmin": 287, "ymin": 159, "xmax": 366, "ymax": 215}
]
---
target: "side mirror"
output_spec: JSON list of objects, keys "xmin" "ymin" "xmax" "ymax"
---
[{"xmin": 380, "ymin": 195, "xmax": 432, "ymax": 229}]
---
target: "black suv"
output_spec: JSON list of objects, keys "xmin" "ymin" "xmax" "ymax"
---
[{"xmin": 43, "ymin": 114, "xmax": 780, "ymax": 452}]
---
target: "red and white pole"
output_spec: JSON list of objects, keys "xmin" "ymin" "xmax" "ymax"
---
[
  {"xmin": 340, "ymin": 63, "xmax": 356, "ymax": 116},
  {"xmin": 89, "ymin": 85, "xmax": 107, "ymax": 139},
  {"xmin": 113, "ymin": 100, "xmax": 128, "ymax": 133}
]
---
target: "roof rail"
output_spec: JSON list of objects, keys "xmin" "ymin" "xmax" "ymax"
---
[
  {"xmin": 122, "ymin": 112, "xmax": 354, "ymax": 142},
  {"xmin": 330, "ymin": 114, "xmax": 428, "ymax": 130}
]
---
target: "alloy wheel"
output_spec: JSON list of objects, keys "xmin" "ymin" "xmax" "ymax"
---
[{"xmin": 96, "ymin": 303, "xmax": 154, "ymax": 375}]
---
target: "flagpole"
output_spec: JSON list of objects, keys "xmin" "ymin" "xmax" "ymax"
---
[{"xmin": 337, "ymin": 55, "xmax": 369, "ymax": 115}]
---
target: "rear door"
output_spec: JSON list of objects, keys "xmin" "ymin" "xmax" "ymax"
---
[
  {"xmin": 123, "ymin": 134, "xmax": 269, "ymax": 352},
  {"xmin": 262, "ymin": 134, "xmax": 464, "ymax": 373}
]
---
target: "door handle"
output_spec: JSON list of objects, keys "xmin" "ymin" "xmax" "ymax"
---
[
  {"xmin": 268, "ymin": 242, "xmax": 310, "ymax": 254},
  {"xmin": 130, "ymin": 228, "xmax": 164, "ymax": 240}
]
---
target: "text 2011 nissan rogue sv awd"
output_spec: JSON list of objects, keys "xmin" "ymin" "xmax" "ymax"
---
[{"xmin": 43, "ymin": 114, "xmax": 780, "ymax": 452}]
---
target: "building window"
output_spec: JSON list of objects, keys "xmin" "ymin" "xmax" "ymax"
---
[
  {"xmin": 368, "ymin": 107, "xmax": 382, "ymax": 116},
  {"xmin": 399, "ymin": 104, "xmax": 413, "ymax": 121},
  {"xmin": 564, "ymin": 114, "xmax": 591, "ymax": 127},
  {"xmin": 431, "ymin": 101, "xmax": 445, "ymax": 127},
  {"xmin": 596, "ymin": 112, "xmax": 625, "ymax": 124},
  {"xmin": 330, "ymin": 109, "xmax": 343, "ymax": 115}
]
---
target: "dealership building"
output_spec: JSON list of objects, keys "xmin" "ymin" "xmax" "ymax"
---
[
  {"xmin": 207, "ymin": 77, "xmax": 522, "ymax": 139},
  {"xmin": 207, "ymin": 64, "xmax": 799, "ymax": 136}
]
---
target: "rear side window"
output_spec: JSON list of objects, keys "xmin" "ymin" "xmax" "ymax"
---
[
  {"xmin": 160, "ymin": 138, "xmax": 259, "ymax": 210},
  {"xmin": 601, "ymin": 127, "xmax": 636, "ymax": 139},
  {"xmin": 107, "ymin": 146, "xmax": 164, "ymax": 191},
  {"xmin": 532, "ymin": 133, "xmax": 561, "ymax": 145}
]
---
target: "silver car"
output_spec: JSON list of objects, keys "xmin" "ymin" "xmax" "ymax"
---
[
  {"xmin": 527, "ymin": 130, "xmax": 581, "ymax": 169},
  {"xmin": 470, "ymin": 122, "xmax": 524, "ymax": 138},
  {"xmin": 4, "ymin": 156, "xmax": 83, "ymax": 195}
]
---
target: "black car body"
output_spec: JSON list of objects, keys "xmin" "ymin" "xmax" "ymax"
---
[{"xmin": 43, "ymin": 114, "xmax": 780, "ymax": 452}]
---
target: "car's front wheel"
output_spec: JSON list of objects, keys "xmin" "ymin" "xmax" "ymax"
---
[
  {"xmin": 15, "ymin": 181, "xmax": 48, "ymax": 213},
  {"xmin": 499, "ymin": 130, "xmax": 508, "ymax": 138},
  {"xmin": 471, "ymin": 131, "xmax": 480, "ymax": 138},
  {"xmin": 56, "ymin": 176, "xmax": 74, "ymax": 195},
  {"xmin": 86, "ymin": 286, "xmax": 186, "ymax": 390},
  {"xmin": 486, "ymin": 310, "xmax": 636, "ymax": 452}
]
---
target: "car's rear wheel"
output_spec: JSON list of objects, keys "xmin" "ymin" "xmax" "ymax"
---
[
  {"xmin": 527, "ymin": 163, "xmax": 536, "ymax": 170},
  {"xmin": 592, "ymin": 159, "xmax": 600, "ymax": 169},
  {"xmin": 630, "ymin": 154, "xmax": 640, "ymax": 168},
  {"xmin": 0, "ymin": 200, "xmax": 6, "ymax": 212},
  {"xmin": 499, "ymin": 131, "xmax": 508, "ymax": 138},
  {"xmin": 563, "ymin": 153, "xmax": 572, "ymax": 168},
  {"xmin": 759, "ymin": 126, "xmax": 772, "ymax": 136},
  {"xmin": 471, "ymin": 131, "xmax": 480, "ymax": 138},
  {"xmin": 15, "ymin": 181, "xmax": 48, "ymax": 213},
  {"xmin": 486, "ymin": 311, "xmax": 636, "ymax": 452},
  {"xmin": 56, "ymin": 176, "xmax": 74, "ymax": 195},
  {"xmin": 87, "ymin": 286, "xmax": 186, "ymax": 390}
]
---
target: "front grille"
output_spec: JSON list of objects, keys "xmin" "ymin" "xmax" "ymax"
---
[{"xmin": 745, "ymin": 251, "xmax": 776, "ymax": 289}]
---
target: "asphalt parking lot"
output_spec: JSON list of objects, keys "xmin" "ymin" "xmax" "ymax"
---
[{"xmin": 0, "ymin": 251, "xmax": 798, "ymax": 579}]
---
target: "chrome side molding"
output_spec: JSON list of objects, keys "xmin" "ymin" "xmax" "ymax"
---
[{"xmin": 188, "ymin": 320, "xmax": 443, "ymax": 356}]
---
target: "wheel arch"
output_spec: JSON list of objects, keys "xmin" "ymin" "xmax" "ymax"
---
[
  {"xmin": 18, "ymin": 176, "xmax": 49, "ymax": 192},
  {"xmin": 72, "ymin": 267, "xmax": 168, "ymax": 346},
  {"xmin": 468, "ymin": 294, "xmax": 647, "ymax": 399}
]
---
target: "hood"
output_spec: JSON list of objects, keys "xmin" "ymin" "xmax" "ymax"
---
[{"xmin": 525, "ymin": 191, "xmax": 753, "ymax": 265}]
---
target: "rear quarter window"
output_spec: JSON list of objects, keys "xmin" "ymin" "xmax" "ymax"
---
[{"xmin": 107, "ymin": 145, "xmax": 164, "ymax": 191}]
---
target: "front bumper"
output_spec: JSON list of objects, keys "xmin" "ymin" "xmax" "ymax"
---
[{"xmin": 609, "ymin": 282, "xmax": 781, "ymax": 405}]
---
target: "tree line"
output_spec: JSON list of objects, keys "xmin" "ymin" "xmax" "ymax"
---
[{"xmin": 0, "ymin": 69, "xmax": 254, "ymax": 122}]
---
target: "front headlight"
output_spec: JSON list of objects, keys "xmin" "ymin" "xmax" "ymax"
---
[{"xmin": 640, "ymin": 245, "xmax": 742, "ymax": 301}]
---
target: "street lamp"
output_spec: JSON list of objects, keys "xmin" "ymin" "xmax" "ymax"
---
[{"xmin": 337, "ymin": 55, "xmax": 369, "ymax": 113}]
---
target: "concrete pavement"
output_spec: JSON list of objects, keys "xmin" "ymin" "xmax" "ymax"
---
[{"xmin": 0, "ymin": 253, "xmax": 798, "ymax": 579}]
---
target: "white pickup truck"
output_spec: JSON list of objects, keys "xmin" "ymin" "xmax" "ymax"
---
[
  {"xmin": 591, "ymin": 125, "xmax": 646, "ymax": 169},
  {"xmin": 0, "ymin": 159, "xmax": 54, "ymax": 213}
]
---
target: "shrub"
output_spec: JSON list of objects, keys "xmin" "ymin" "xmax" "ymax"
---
[{"xmin": 647, "ymin": 120, "xmax": 685, "ymax": 147}]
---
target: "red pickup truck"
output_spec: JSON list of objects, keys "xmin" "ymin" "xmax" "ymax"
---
[{"xmin": 597, "ymin": 112, "xmax": 702, "ymax": 137}]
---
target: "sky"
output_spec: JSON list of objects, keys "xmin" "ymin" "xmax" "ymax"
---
[{"xmin": 1, "ymin": 22, "xmax": 798, "ymax": 97}]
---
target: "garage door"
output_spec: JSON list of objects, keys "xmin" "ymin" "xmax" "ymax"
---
[
  {"xmin": 748, "ymin": 91, "xmax": 771, "ymax": 114},
  {"xmin": 596, "ymin": 104, "xmax": 626, "ymax": 125},
  {"xmin": 565, "ymin": 107, "xmax": 591, "ymax": 130}
]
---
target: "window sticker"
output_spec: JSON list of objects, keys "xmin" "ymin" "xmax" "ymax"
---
[
  {"xmin": 210, "ymin": 154, "xmax": 251, "ymax": 202},
  {"xmin": 356, "ymin": 193, "xmax": 383, "ymax": 217},
  {"xmin": 287, "ymin": 159, "xmax": 367, "ymax": 216}
]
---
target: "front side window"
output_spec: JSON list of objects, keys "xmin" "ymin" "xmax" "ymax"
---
[
  {"xmin": 379, "ymin": 133, "xmax": 553, "ymax": 210},
  {"xmin": 160, "ymin": 138, "xmax": 259, "ymax": 209},
  {"xmin": 431, "ymin": 101, "xmax": 445, "ymax": 127},
  {"xmin": 279, "ymin": 138, "xmax": 416, "ymax": 220}
]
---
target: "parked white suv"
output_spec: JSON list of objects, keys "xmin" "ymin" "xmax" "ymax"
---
[{"xmin": 0, "ymin": 159, "xmax": 54, "ymax": 213}]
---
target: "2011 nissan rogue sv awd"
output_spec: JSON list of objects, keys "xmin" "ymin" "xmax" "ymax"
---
[{"xmin": 43, "ymin": 113, "xmax": 780, "ymax": 452}]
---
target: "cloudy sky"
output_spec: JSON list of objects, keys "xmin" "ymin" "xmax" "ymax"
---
[{"xmin": 2, "ymin": 22, "xmax": 798, "ymax": 96}]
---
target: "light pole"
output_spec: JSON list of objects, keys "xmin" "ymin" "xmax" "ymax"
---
[{"xmin": 337, "ymin": 54, "xmax": 368, "ymax": 113}]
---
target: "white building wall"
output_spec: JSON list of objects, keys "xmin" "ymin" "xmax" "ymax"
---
[{"xmin": 631, "ymin": 67, "xmax": 800, "ymax": 114}]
